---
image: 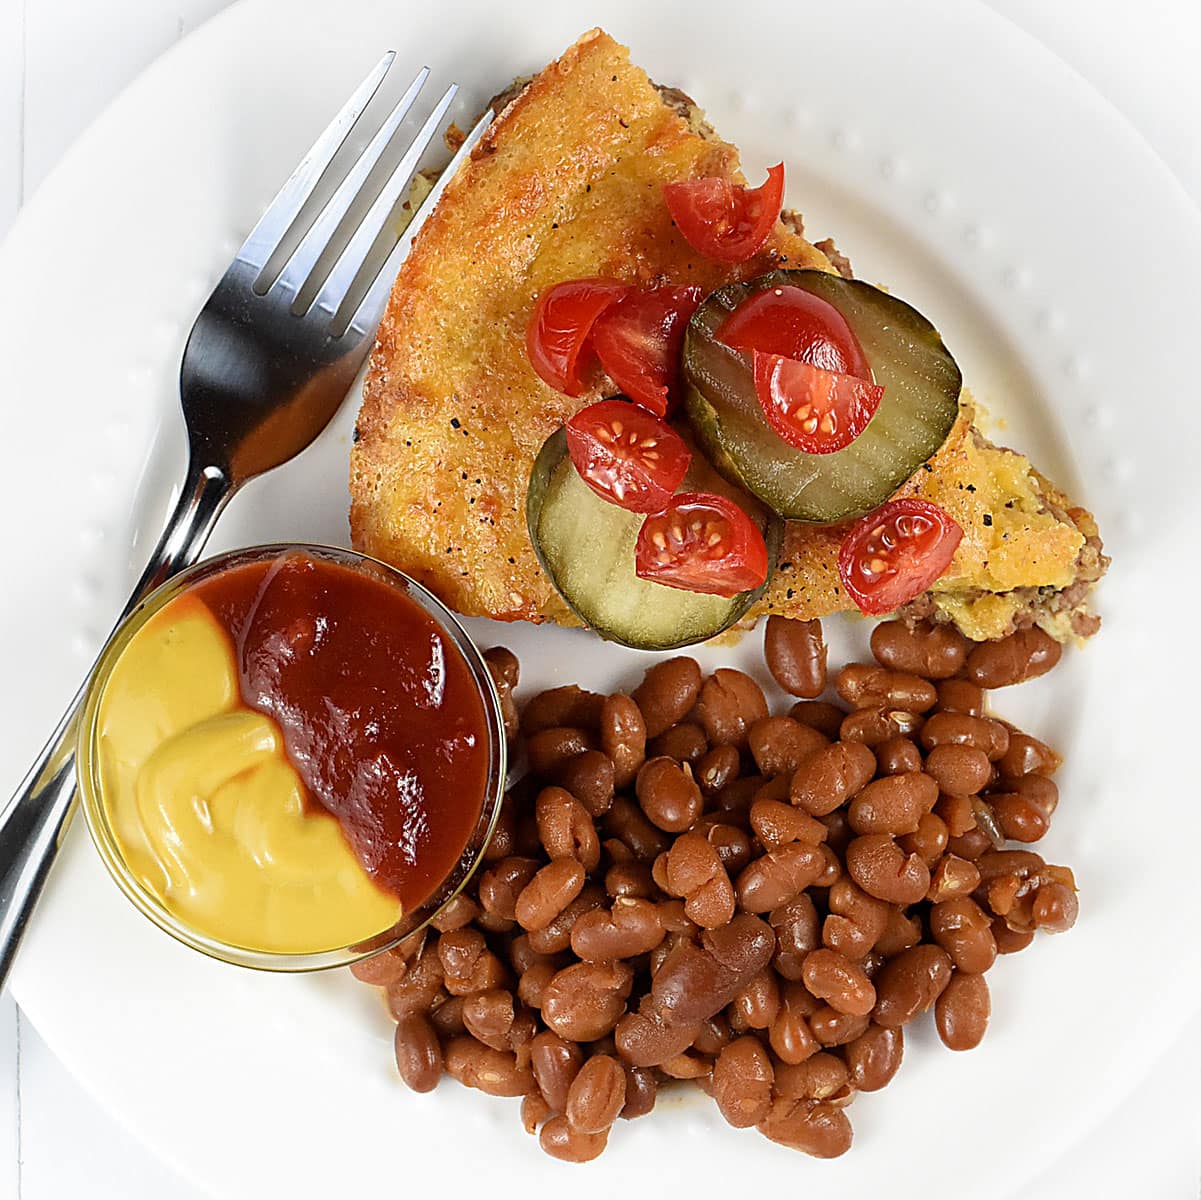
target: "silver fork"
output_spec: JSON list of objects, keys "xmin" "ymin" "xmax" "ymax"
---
[{"xmin": 0, "ymin": 54, "xmax": 493, "ymax": 990}]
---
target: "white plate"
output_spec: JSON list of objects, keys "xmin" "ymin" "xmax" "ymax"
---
[{"xmin": 2, "ymin": 0, "xmax": 1198, "ymax": 1194}]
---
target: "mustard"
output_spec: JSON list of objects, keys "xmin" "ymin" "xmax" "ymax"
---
[{"xmin": 94, "ymin": 595, "xmax": 401, "ymax": 954}]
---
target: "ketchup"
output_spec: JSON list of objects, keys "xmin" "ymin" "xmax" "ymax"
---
[{"xmin": 194, "ymin": 553, "xmax": 490, "ymax": 912}]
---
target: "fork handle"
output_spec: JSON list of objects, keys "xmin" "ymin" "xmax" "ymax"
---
[{"xmin": 0, "ymin": 459, "xmax": 232, "ymax": 993}]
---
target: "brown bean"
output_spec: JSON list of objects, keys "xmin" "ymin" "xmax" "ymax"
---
[
  {"xmin": 736, "ymin": 842, "xmax": 826, "ymax": 912},
  {"xmin": 789, "ymin": 700, "xmax": 847, "ymax": 739},
  {"xmin": 570, "ymin": 898, "xmax": 664, "ymax": 961},
  {"xmin": 712, "ymin": 1036, "xmax": 774, "ymax": 1128},
  {"xmin": 704, "ymin": 822, "xmax": 756, "ymax": 874},
  {"xmin": 845, "ymin": 834, "xmax": 930, "ymax": 904},
  {"xmin": 527, "ymin": 884, "xmax": 605, "ymax": 955},
  {"xmin": 848, "ymin": 772, "xmax": 938, "ymax": 836},
  {"xmin": 870, "ymin": 619, "xmax": 969, "ymax": 679},
  {"xmin": 695, "ymin": 744, "xmax": 741, "ymax": 795},
  {"xmin": 947, "ymin": 826, "xmax": 993, "ymax": 861},
  {"xmin": 935, "ymin": 793, "xmax": 977, "ymax": 839},
  {"xmin": 898, "ymin": 812, "xmax": 949, "ymax": 867},
  {"xmin": 599, "ymin": 693, "xmax": 646, "ymax": 789},
  {"xmin": 527, "ymin": 726, "xmax": 596, "ymax": 776},
  {"xmin": 774, "ymin": 1053, "xmax": 851, "ymax": 1103},
  {"xmin": 636, "ymin": 756, "xmax": 703, "ymax": 832},
  {"xmin": 975, "ymin": 848, "xmax": 1047, "ymax": 883},
  {"xmin": 517, "ymin": 962, "xmax": 557, "ymax": 1010},
  {"xmin": 929, "ymin": 898, "xmax": 997, "ymax": 974},
  {"xmin": 647, "ymin": 721, "xmax": 709, "ymax": 764},
  {"xmin": 935, "ymin": 678, "xmax": 985, "ymax": 717},
  {"xmin": 845, "ymin": 1022, "xmax": 903, "ymax": 1091},
  {"xmin": 990, "ymin": 792, "xmax": 1051, "ymax": 842},
  {"xmin": 604, "ymin": 796, "xmax": 671, "ymax": 862},
  {"xmin": 477, "ymin": 855, "xmax": 540, "ymax": 917},
  {"xmin": 538, "ymin": 1116, "xmax": 609, "ymax": 1163},
  {"xmin": 823, "ymin": 879, "xmax": 890, "ymax": 960},
  {"xmin": 483, "ymin": 644, "xmax": 519, "ymax": 689},
  {"xmin": 430, "ymin": 893, "xmax": 481, "ymax": 933},
  {"xmin": 802, "ymin": 949, "xmax": 876, "ymax": 1016},
  {"xmin": 620, "ymin": 1064, "xmax": 657, "ymax": 1119},
  {"xmin": 693, "ymin": 1013, "xmax": 733, "ymax": 1056},
  {"xmin": 835, "ymin": 664, "xmax": 938, "ymax": 712},
  {"xmin": 515, "ymin": 859, "xmax": 586, "ymax": 932},
  {"xmin": 874, "ymin": 736, "xmax": 923, "ymax": 776},
  {"xmin": 936, "ymin": 972, "xmax": 990, "ymax": 1050},
  {"xmin": 521, "ymin": 1092, "xmax": 551, "ymax": 1135},
  {"xmin": 444, "ymin": 1037, "xmax": 534, "ymax": 1097},
  {"xmin": 393, "ymin": 1015, "xmax": 442, "ymax": 1093},
  {"xmin": 694, "ymin": 668, "xmax": 768, "ymax": 749},
  {"xmin": 659, "ymin": 1049, "xmax": 711, "ymax": 1080},
  {"xmin": 656, "ymin": 899, "xmax": 697, "ymax": 936},
  {"xmin": 604, "ymin": 860, "xmax": 656, "ymax": 900},
  {"xmin": 749, "ymin": 717, "xmax": 828, "ymax": 778},
  {"xmin": 769, "ymin": 982, "xmax": 821, "ymax": 1064},
  {"xmin": 664, "ymin": 831, "xmax": 736, "ymax": 929},
  {"xmin": 541, "ymin": 961, "xmax": 634, "ymax": 1042},
  {"xmin": 998, "ymin": 731, "xmax": 1061, "ymax": 783},
  {"xmin": 614, "ymin": 1002, "xmax": 702, "ymax": 1067},
  {"xmin": 385, "ymin": 944, "xmax": 445, "ymax": 1019},
  {"xmin": 555, "ymin": 751, "xmax": 615, "ymax": 818},
  {"xmin": 632, "ymin": 657, "xmax": 703, "ymax": 738},
  {"xmin": 461, "ymin": 989, "xmax": 516, "ymax": 1050},
  {"xmin": 770, "ymin": 894, "xmax": 822, "ymax": 979},
  {"xmin": 765, "ymin": 616, "xmax": 827, "ymax": 698},
  {"xmin": 873, "ymin": 945, "xmax": 953, "ymax": 1027},
  {"xmin": 759, "ymin": 1098, "xmax": 854, "ymax": 1158},
  {"xmin": 750, "ymin": 799, "xmax": 827, "ymax": 849},
  {"xmin": 993, "ymin": 917, "xmax": 1035, "ymax": 954},
  {"xmin": 437, "ymin": 928, "xmax": 486, "ymax": 986},
  {"xmin": 1033, "ymin": 880, "xmax": 1079, "ymax": 933},
  {"xmin": 840, "ymin": 706, "xmax": 923, "ymax": 747},
  {"xmin": 350, "ymin": 945, "xmax": 409, "ymax": 987},
  {"xmin": 809, "ymin": 1006, "xmax": 870, "ymax": 1047},
  {"xmin": 790, "ymin": 741, "xmax": 876, "ymax": 816},
  {"xmin": 530, "ymin": 1030, "xmax": 582, "ymax": 1109},
  {"xmin": 920, "ymin": 711, "xmax": 1010, "ymax": 761},
  {"xmin": 535, "ymin": 787, "xmax": 600, "ymax": 870},
  {"xmin": 927, "ymin": 854, "xmax": 981, "ymax": 902},
  {"xmin": 565, "ymin": 1054, "xmax": 626, "ymax": 1134},
  {"xmin": 965, "ymin": 628, "xmax": 1062, "ymax": 688},
  {"xmin": 521, "ymin": 686, "xmax": 603, "ymax": 736},
  {"xmin": 925, "ymin": 744, "xmax": 992, "ymax": 797},
  {"xmin": 731, "ymin": 969, "xmax": 781, "ymax": 1030}
]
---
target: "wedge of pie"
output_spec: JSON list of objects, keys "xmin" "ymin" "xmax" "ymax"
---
[{"xmin": 350, "ymin": 29, "xmax": 1106, "ymax": 645}]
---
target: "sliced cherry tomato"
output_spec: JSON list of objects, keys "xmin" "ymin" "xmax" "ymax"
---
[
  {"xmin": 719, "ymin": 284, "xmax": 872, "ymax": 378},
  {"xmin": 838, "ymin": 499, "xmax": 964, "ymax": 616},
  {"xmin": 664, "ymin": 164, "xmax": 785, "ymax": 264},
  {"xmin": 526, "ymin": 278, "xmax": 631, "ymax": 395},
  {"xmin": 635, "ymin": 492, "xmax": 769, "ymax": 597},
  {"xmin": 591, "ymin": 285, "xmax": 704, "ymax": 416},
  {"xmin": 566, "ymin": 400, "xmax": 692, "ymax": 514},
  {"xmin": 753, "ymin": 351, "xmax": 885, "ymax": 454}
]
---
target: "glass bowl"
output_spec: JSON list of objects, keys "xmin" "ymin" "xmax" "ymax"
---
[{"xmin": 76, "ymin": 543, "xmax": 507, "ymax": 972}]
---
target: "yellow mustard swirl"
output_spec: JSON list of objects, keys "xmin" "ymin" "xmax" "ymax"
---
[{"xmin": 95, "ymin": 594, "xmax": 401, "ymax": 954}]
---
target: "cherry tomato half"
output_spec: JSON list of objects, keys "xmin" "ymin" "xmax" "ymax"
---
[
  {"xmin": 664, "ymin": 164, "xmax": 785, "ymax": 264},
  {"xmin": 526, "ymin": 278, "xmax": 631, "ymax": 395},
  {"xmin": 753, "ymin": 352, "xmax": 885, "ymax": 454},
  {"xmin": 591, "ymin": 285, "xmax": 704, "ymax": 416},
  {"xmin": 635, "ymin": 492, "xmax": 769, "ymax": 597},
  {"xmin": 837, "ymin": 499, "xmax": 964, "ymax": 616},
  {"xmin": 718, "ymin": 284, "xmax": 872, "ymax": 379},
  {"xmin": 566, "ymin": 400, "xmax": 692, "ymax": 514}
]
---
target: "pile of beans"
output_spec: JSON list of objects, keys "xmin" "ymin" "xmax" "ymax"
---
[{"xmin": 352, "ymin": 617, "xmax": 1077, "ymax": 1162}]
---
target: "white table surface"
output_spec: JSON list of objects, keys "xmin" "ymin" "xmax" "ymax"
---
[{"xmin": 1, "ymin": 1, "xmax": 1199, "ymax": 1196}]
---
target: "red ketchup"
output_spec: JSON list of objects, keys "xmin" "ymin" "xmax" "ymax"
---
[{"xmin": 194, "ymin": 553, "xmax": 490, "ymax": 912}]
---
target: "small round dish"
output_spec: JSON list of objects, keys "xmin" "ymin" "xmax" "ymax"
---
[{"xmin": 76, "ymin": 542, "xmax": 507, "ymax": 972}]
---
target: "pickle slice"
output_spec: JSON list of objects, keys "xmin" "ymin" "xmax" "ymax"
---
[
  {"xmin": 526, "ymin": 428, "xmax": 782, "ymax": 650},
  {"xmin": 683, "ymin": 270, "xmax": 962, "ymax": 523}
]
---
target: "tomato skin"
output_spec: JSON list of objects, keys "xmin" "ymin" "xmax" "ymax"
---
[
  {"xmin": 566, "ymin": 400, "xmax": 692, "ymax": 514},
  {"xmin": 592, "ymin": 286, "xmax": 704, "ymax": 416},
  {"xmin": 753, "ymin": 352, "xmax": 885, "ymax": 455},
  {"xmin": 718, "ymin": 285, "xmax": 871, "ymax": 379},
  {"xmin": 527, "ymin": 278, "xmax": 631, "ymax": 395},
  {"xmin": 838, "ymin": 499, "xmax": 964, "ymax": 616},
  {"xmin": 664, "ymin": 164, "xmax": 785, "ymax": 264},
  {"xmin": 635, "ymin": 492, "xmax": 769, "ymax": 598}
]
